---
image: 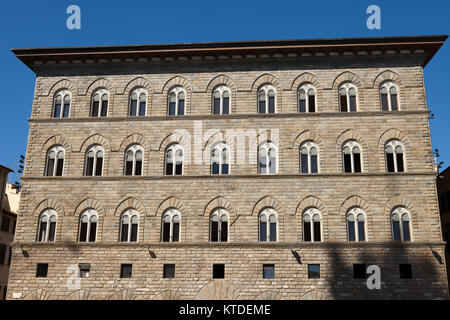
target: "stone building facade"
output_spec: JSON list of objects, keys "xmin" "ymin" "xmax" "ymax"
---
[
  {"xmin": 0, "ymin": 165, "xmax": 17, "ymax": 300},
  {"xmin": 7, "ymin": 35, "xmax": 449, "ymax": 300}
]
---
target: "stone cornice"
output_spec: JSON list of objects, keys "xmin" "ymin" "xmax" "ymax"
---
[
  {"xmin": 12, "ymin": 241, "xmax": 446, "ymax": 249},
  {"xmin": 20, "ymin": 172, "xmax": 437, "ymax": 181},
  {"xmin": 28, "ymin": 110, "xmax": 430, "ymax": 123}
]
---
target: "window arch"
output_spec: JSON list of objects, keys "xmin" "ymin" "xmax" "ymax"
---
[
  {"xmin": 129, "ymin": 88, "xmax": 147, "ymax": 116},
  {"xmin": 211, "ymin": 142, "xmax": 230, "ymax": 175},
  {"xmin": 258, "ymin": 85, "xmax": 276, "ymax": 114},
  {"xmin": 259, "ymin": 208, "xmax": 277, "ymax": 242},
  {"xmin": 385, "ymin": 140, "xmax": 405, "ymax": 173},
  {"xmin": 342, "ymin": 141, "xmax": 362, "ymax": 173},
  {"xmin": 380, "ymin": 82, "xmax": 399, "ymax": 111},
  {"xmin": 391, "ymin": 207, "xmax": 412, "ymax": 242},
  {"xmin": 45, "ymin": 146, "xmax": 65, "ymax": 176},
  {"xmin": 85, "ymin": 145, "xmax": 104, "ymax": 176},
  {"xmin": 300, "ymin": 142, "xmax": 319, "ymax": 174},
  {"xmin": 162, "ymin": 209, "xmax": 181, "ymax": 242},
  {"xmin": 347, "ymin": 207, "xmax": 366, "ymax": 242},
  {"xmin": 53, "ymin": 90, "xmax": 71, "ymax": 118},
  {"xmin": 124, "ymin": 145, "xmax": 143, "ymax": 176},
  {"xmin": 120, "ymin": 209, "xmax": 139, "ymax": 242},
  {"xmin": 78, "ymin": 209, "xmax": 98, "ymax": 242},
  {"xmin": 37, "ymin": 209, "xmax": 57, "ymax": 242},
  {"xmin": 303, "ymin": 208, "xmax": 321, "ymax": 242},
  {"xmin": 258, "ymin": 141, "xmax": 277, "ymax": 174},
  {"xmin": 165, "ymin": 144, "xmax": 183, "ymax": 175},
  {"xmin": 298, "ymin": 84, "xmax": 316, "ymax": 113},
  {"xmin": 91, "ymin": 89, "xmax": 109, "ymax": 117},
  {"xmin": 210, "ymin": 208, "xmax": 229, "ymax": 242},
  {"xmin": 339, "ymin": 83, "xmax": 358, "ymax": 112},
  {"xmin": 168, "ymin": 87, "xmax": 185, "ymax": 116},
  {"xmin": 213, "ymin": 86, "xmax": 230, "ymax": 115}
]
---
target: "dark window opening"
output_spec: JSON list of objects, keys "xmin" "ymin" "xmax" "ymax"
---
[
  {"xmin": 36, "ymin": 263, "xmax": 48, "ymax": 278},
  {"xmin": 308, "ymin": 264, "xmax": 320, "ymax": 279},
  {"xmin": 213, "ymin": 264, "xmax": 225, "ymax": 279},
  {"xmin": 343, "ymin": 154, "xmax": 352, "ymax": 172},
  {"xmin": 120, "ymin": 264, "xmax": 132, "ymax": 278},
  {"xmin": 263, "ymin": 264, "xmax": 275, "ymax": 279},
  {"xmin": 163, "ymin": 264, "xmax": 175, "ymax": 278},
  {"xmin": 386, "ymin": 152, "xmax": 395, "ymax": 172},
  {"xmin": 353, "ymin": 153, "xmax": 361, "ymax": 172},
  {"xmin": 79, "ymin": 263, "xmax": 91, "ymax": 278},
  {"xmin": 304, "ymin": 222, "xmax": 311, "ymax": 242},
  {"xmin": 399, "ymin": 264, "xmax": 412, "ymax": 279},
  {"xmin": 1, "ymin": 217, "xmax": 11, "ymax": 233},
  {"xmin": 353, "ymin": 264, "xmax": 366, "ymax": 279}
]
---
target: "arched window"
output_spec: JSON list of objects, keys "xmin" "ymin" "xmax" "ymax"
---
[
  {"xmin": 303, "ymin": 208, "xmax": 321, "ymax": 242},
  {"xmin": 258, "ymin": 85, "xmax": 276, "ymax": 114},
  {"xmin": 124, "ymin": 145, "xmax": 143, "ymax": 176},
  {"xmin": 298, "ymin": 85, "xmax": 316, "ymax": 113},
  {"xmin": 339, "ymin": 83, "xmax": 358, "ymax": 112},
  {"xmin": 342, "ymin": 141, "xmax": 362, "ymax": 173},
  {"xmin": 129, "ymin": 88, "xmax": 147, "ymax": 116},
  {"xmin": 120, "ymin": 209, "xmax": 139, "ymax": 242},
  {"xmin": 211, "ymin": 142, "xmax": 230, "ymax": 175},
  {"xmin": 165, "ymin": 144, "xmax": 183, "ymax": 175},
  {"xmin": 91, "ymin": 89, "xmax": 109, "ymax": 117},
  {"xmin": 259, "ymin": 208, "xmax": 277, "ymax": 242},
  {"xmin": 210, "ymin": 209, "xmax": 229, "ymax": 242},
  {"xmin": 168, "ymin": 87, "xmax": 185, "ymax": 116},
  {"xmin": 37, "ymin": 209, "xmax": 57, "ymax": 242},
  {"xmin": 53, "ymin": 90, "xmax": 71, "ymax": 118},
  {"xmin": 347, "ymin": 207, "xmax": 366, "ymax": 242},
  {"xmin": 213, "ymin": 86, "xmax": 230, "ymax": 115},
  {"xmin": 258, "ymin": 141, "xmax": 277, "ymax": 174},
  {"xmin": 391, "ymin": 207, "xmax": 412, "ymax": 242},
  {"xmin": 162, "ymin": 209, "xmax": 180, "ymax": 242},
  {"xmin": 45, "ymin": 146, "xmax": 65, "ymax": 176},
  {"xmin": 385, "ymin": 140, "xmax": 405, "ymax": 173},
  {"xmin": 300, "ymin": 142, "xmax": 319, "ymax": 174},
  {"xmin": 85, "ymin": 145, "xmax": 104, "ymax": 176},
  {"xmin": 380, "ymin": 82, "xmax": 399, "ymax": 111},
  {"xmin": 78, "ymin": 209, "xmax": 98, "ymax": 242}
]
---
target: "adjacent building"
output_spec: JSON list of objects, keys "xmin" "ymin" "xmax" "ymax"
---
[
  {"xmin": 0, "ymin": 165, "xmax": 18, "ymax": 300},
  {"xmin": 7, "ymin": 35, "xmax": 449, "ymax": 300},
  {"xmin": 438, "ymin": 166, "xmax": 450, "ymax": 289}
]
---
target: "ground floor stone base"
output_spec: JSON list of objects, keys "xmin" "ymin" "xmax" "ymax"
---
[{"xmin": 6, "ymin": 242, "xmax": 449, "ymax": 300}]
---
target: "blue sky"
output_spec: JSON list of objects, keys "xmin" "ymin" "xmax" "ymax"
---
[{"xmin": 0, "ymin": 0, "xmax": 449, "ymax": 183}]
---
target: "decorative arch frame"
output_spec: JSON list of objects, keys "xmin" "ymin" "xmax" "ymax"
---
[
  {"xmin": 292, "ymin": 130, "xmax": 325, "ymax": 173},
  {"xmin": 254, "ymin": 290, "xmax": 281, "ymax": 300},
  {"xmin": 34, "ymin": 198, "xmax": 65, "ymax": 242},
  {"xmin": 373, "ymin": 71, "xmax": 405, "ymax": 111},
  {"xmin": 79, "ymin": 134, "xmax": 111, "ymax": 176},
  {"xmin": 251, "ymin": 73, "xmax": 283, "ymax": 113},
  {"xmin": 22, "ymin": 289, "xmax": 50, "ymax": 300},
  {"xmin": 331, "ymin": 71, "xmax": 365, "ymax": 111},
  {"xmin": 113, "ymin": 197, "xmax": 146, "ymax": 242},
  {"xmin": 161, "ymin": 76, "xmax": 193, "ymax": 115},
  {"xmin": 296, "ymin": 196, "xmax": 328, "ymax": 242},
  {"xmin": 340, "ymin": 195, "xmax": 374, "ymax": 242},
  {"xmin": 44, "ymin": 79, "xmax": 78, "ymax": 118},
  {"xmin": 206, "ymin": 75, "xmax": 238, "ymax": 114},
  {"xmin": 384, "ymin": 195, "xmax": 417, "ymax": 240},
  {"xmin": 73, "ymin": 198, "xmax": 104, "ymax": 242},
  {"xmin": 121, "ymin": 77, "xmax": 153, "ymax": 116},
  {"xmin": 66, "ymin": 289, "xmax": 95, "ymax": 300},
  {"xmin": 252, "ymin": 196, "xmax": 285, "ymax": 242},
  {"xmin": 336, "ymin": 129, "xmax": 368, "ymax": 172},
  {"xmin": 108, "ymin": 289, "xmax": 136, "ymax": 300},
  {"xmin": 153, "ymin": 290, "xmax": 181, "ymax": 300},
  {"xmin": 195, "ymin": 280, "xmax": 241, "ymax": 300},
  {"xmin": 291, "ymin": 73, "xmax": 323, "ymax": 112},
  {"xmin": 83, "ymin": 78, "xmax": 115, "ymax": 117},
  {"xmin": 378, "ymin": 128, "xmax": 410, "ymax": 172},
  {"xmin": 41, "ymin": 134, "xmax": 72, "ymax": 176},
  {"xmin": 203, "ymin": 131, "xmax": 236, "ymax": 174},
  {"xmin": 250, "ymin": 130, "xmax": 282, "ymax": 173},
  {"xmin": 118, "ymin": 133, "xmax": 150, "ymax": 175},
  {"xmin": 203, "ymin": 196, "xmax": 237, "ymax": 242},
  {"xmin": 299, "ymin": 290, "xmax": 329, "ymax": 300}
]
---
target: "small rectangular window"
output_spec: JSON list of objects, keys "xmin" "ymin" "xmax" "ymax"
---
[
  {"xmin": 213, "ymin": 264, "xmax": 225, "ymax": 279},
  {"xmin": 120, "ymin": 264, "xmax": 132, "ymax": 278},
  {"xmin": 308, "ymin": 264, "xmax": 320, "ymax": 279},
  {"xmin": 1, "ymin": 216, "xmax": 10, "ymax": 232},
  {"xmin": 79, "ymin": 263, "xmax": 91, "ymax": 278},
  {"xmin": 36, "ymin": 263, "xmax": 48, "ymax": 278},
  {"xmin": 353, "ymin": 264, "xmax": 366, "ymax": 279},
  {"xmin": 0, "ymin": 244, "xmax": 5, "ymax": 266},
  {"xmin": 163, "ymin": 264, "xmax": 175, "ymax": 278},
  {"xmin": 399, "ymin": 264, "xmax": 412, "ymax": 279},
  {"xmin": 263, "ymin": 264, "xmax": 275, "ymax": 279}
]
